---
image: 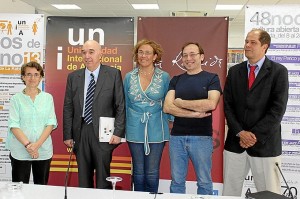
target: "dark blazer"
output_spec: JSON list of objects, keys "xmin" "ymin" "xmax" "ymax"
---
[
  {"xmin": 224, "ymin": 57, "xmax": 288, "ymax": 157},
  {"xmin": 63, "ymin": 65, "xmax": 125, "ymax": 151}
]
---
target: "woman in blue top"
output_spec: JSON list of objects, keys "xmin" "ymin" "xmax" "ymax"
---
[
  {"xmin": 124, "ymin": 39, "xmax": 170, "ymax": 192},
  {"xmin": 6, "ymin": 61, "xmax": 57, "ymax": 185}
]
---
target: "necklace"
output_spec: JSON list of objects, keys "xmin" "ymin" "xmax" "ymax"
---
[
  {"xmin": 139, "ymin": 67, "xmax": 154, "ymax": 76},
  {"xmin": 23, "ymin": 88, "xmax": 41, "ymax": 95}
]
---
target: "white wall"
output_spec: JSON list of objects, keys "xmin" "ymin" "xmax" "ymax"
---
[
  {"xmin": 228, "ymin": 24, "xmax": 245, "ymax": 48},
  {"xmin": 0, "ymin": 0, "xmax": 35, "ymax": 13}
]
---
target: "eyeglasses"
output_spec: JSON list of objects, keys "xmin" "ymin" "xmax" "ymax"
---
[
  {"xmin": 138, "ymin": 51, "xmax": 153, "ymax": 56},
  {"xmin": 182, "ymin": 53, "xmax": 200, "ymax": 59},
  {"xmin": 24, "ymin": 74, "xmax": 41, "ymax": 78}
]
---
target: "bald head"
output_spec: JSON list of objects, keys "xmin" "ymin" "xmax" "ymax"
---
[
  {"xmin": 81, "ymin": 40, "xmax": 102, "ymax": 71},
  {"xmin": 83, "ymin": 40, "xmax": 101, "ymax": 50}
]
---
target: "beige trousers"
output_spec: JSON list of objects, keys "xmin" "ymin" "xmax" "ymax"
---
[{"xmin": 222, "ymin": 150, "xmax": 282, "ymax": 196}]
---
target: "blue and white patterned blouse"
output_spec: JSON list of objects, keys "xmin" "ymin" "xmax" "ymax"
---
[{"xmin": 124, "ymin": 67, "xmax": 171, "ymax": 155}]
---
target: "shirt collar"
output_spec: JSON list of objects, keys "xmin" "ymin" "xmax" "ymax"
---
[
  {"xmin": 85, "ymin": 65, "xmax": 101, "ymax": 81},
  {"xmin": 247, "ymin": 56, "xmax": 265, "ymax": 71}
]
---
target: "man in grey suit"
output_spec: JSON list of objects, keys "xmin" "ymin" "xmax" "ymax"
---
[
  {"xmin": 63, "ymin": 40, "xmax": 125, "ymax": 188},
  {"xmin": 223, "ymin": 29, "xmax": 288, "ymax": 196}
]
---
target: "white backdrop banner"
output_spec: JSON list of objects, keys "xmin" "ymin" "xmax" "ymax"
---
[
  {"xmin": 245, "ymin": 5, "xmax": 300, "ymax": 198},
  {"xmin": 0, "ymin": 14, "xmax": 44, "ymax": 182}
]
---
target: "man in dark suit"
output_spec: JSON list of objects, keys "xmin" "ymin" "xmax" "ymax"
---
[
  {"xmin": 223, "ymin": 29, "xmax": 288, "ymax": 196},
  {"xmin": 63, "ymin": 40, "xmax": 125, "ymax": 188}
]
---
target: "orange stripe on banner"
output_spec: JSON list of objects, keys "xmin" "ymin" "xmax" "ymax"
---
[
  {"xmin": 53, "ymin": 154, "xmax": 131, "ymax": 162},
  {"xmin": 51, "ymin": 161, "xmax": 77, "ymax": 166},
  {"xmin": 0, "ymin": 66, "xmax": 20, "ymax": 74},
  {"xmin": 112, "ymin": 156, "xmax": 131, "ymax": 161},
  {"xmin": 110, "ymin": 169, "xmax": 131, "ymax": 175},
  {"xmin": 50, "ymin": 167, "xmax": 78, "ymax": 172},
  {"xmin": 51, "ymin": 161, "xmax": 131, "ymax": 168},
  {"xmin": 110, "ymin": 163, "xmax": 131, "ymax": 168},
  {"xmin": 0, "ymin": 138, "xmax": 3, "ymax": 143},
  {"xmin": 50, "ymin": 167, "xmax": 131, "ymax": 174}
]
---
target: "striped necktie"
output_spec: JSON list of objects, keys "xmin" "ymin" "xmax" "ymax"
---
[
  {"xmin": 84, "ymin": 73, "xmax": 96, "ymax": 124},
  {"xmin": 248, "ymin": 65, "xmax": 256, "ymax": 89}
]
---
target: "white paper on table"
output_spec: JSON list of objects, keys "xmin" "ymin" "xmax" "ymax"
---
[{"xmin": 99, "ymin": 117, "xmax": 125, "ymax": 142}]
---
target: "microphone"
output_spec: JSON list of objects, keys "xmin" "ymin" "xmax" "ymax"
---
[
  {"xmin": 149, "ymin": 192, "xmax": 163, "ymax": 199},
  {"xmin": 64, "ymin": 142, "xmax": 75, "ymax": 199},
  {"xmin": 275, "ymin": 162, "xmax": 293, "ymax": 199}
]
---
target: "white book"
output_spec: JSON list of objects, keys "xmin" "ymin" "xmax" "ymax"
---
[{"xmin": 99, "ymin": 117, "xmax": 125, "ymax": 142}]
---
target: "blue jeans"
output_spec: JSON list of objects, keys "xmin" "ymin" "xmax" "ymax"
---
[
  {"xmin": 128, "ymin": 142, "xmax": 165, "ymax": 193},
  {"xmin": 169, "ymin": 135, "xmax": 213, "ymax": 195}
]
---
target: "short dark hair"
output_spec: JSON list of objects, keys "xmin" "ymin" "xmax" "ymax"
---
[
  {"xmin": 21, "ymin": 61, "xmax": 44, "ymax": 84},
  {"xmin": 133, "ymin": 39, "xmax": 163, "ymax": 64},
  {"xmin": 181, "ymin": 42, "xmax": 205, "ymax": 55}
]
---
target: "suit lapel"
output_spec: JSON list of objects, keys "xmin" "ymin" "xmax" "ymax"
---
[
  {"xmin": 238, "ymin": 62, "xmax": 249, "ymax": 91},
  {"xmin": 78, "ymin": 69, "xmax": 85, "ymax": 110},
  {"xmin": 94, "ymin": 65, "xmax": 107, "ymax": 100}
]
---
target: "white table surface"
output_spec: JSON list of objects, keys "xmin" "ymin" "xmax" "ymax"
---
[{"xmin": 0, "ymin": 182, "xmax": 242, "ymax": 199}]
